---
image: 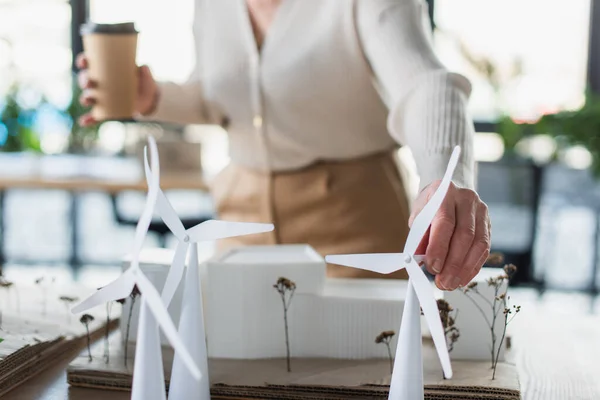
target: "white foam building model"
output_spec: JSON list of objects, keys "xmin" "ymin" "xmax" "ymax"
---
[
  {"xmin": 204, "ymin": 245, "xmax": 406, "ymax": 359},
  {"xmin": 443, "ymin": 267, "xmax": 508, "ymax": 362},
  {"xmin": 122, "ymin": 244, "xmax": 409, "ymax": 360}
]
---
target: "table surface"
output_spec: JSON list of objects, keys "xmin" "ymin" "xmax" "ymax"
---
[
  {"xmin": 0, "ymin": 153, "xmax": 209, "ymax": 193},
  {"xmin": 3, "ymin": 289, "xmax": 599, "ymax": 400}
]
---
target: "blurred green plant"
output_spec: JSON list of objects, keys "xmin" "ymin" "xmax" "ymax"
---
[
  {"xmin": 487, "ymin": 90, "xmax": 600, "ymax": 176},
  {"xmin": 531, "ymin": 90, "xmax": 600, "ymax": 177},
  {"xmin": 65, "ymin": 74, "xmax": 100, "ymax": 154},
  {"xmin": 0, "ymin": 84, "xmax": 42, "ymax": 153},
  {"xmin": 453, "ymin": 32, "xmax": 600, "ymax": 174}
]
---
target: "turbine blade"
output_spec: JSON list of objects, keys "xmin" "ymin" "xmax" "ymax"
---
[
  {"xmin": 187, "ymin": 220, "xmax": 274, "ymax": 242},
  {"xmin": 144, "ymin": 150, "xmax": 186, "ymax": 238},
  {"xmin": 325, "ymin": 253, "xmax": 406, "ymax": 274},
  {"xmin": 135, "ymin": 270, "xmax": 202, "ymax": 381},
  {"xmin": 72, "ymin": 271, "xmax": 135, "ymax": 314},
  {"xmin": 403, "ymin": 146, "xmax": 461, "ymax": 255},
  {"xmin": 405, "ymin": 258, "xmax": 453, "ymax": 379},
  {"xmin": 161, "ymin": 241, "xmax": 189, "ymax": 307},
  {"xmin": 130, "ymin": 138, "xmax": 161, "ymax": 266}
]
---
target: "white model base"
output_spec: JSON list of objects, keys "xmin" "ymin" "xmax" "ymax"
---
[{"xmin": 205, "ymin": 245, "xmax": 406, "ymax": 360}]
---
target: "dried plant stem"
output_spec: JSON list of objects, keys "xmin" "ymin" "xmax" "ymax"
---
[
  {"xmin": 492, "ymin": 305, "xmax": 519, "ymax": 379},
  {"xmin": 273, "ymin": 278, "xmax": 296, "ymax": 373},
  {"xmin": 385, "ymin": 342, "xmax": 393, "ymax": 374},
  {"xmin": 492, "ymin": 315, "xmax": 507, "ymax": 379},
  {"xmin": 280, "ymin": 294, "xmax": 292, "ymax": 372},
  {"xmin": 473, "ymin": 289, "xmax": 495, "ymax": 309},
  {"xmin": 104, "ymin": 302, "xmax": 112, "ymax": 364},
  {"xmin": 85, "ymin": 324, "xmax": 92, "ymax": 361},
  {"xmin": 375, "ymin": 331, "xmax": 396, "ymax": 373},
  {"xmin": 462, "ymin": 265, "xmax": 520, "ymax": 380},
  {"xmin": 124, "ymin": 296, "xmax": 136, "ymax": 367},
  {"xmin": 465, "ymin": 290, "xmax": 492, "ymax": 328},
  {"xmin": 489, "ymin": 286, "xmax": 501, "ymax": 366},
  {"xmin": 464, "ymin": 287, "xmax": 500, "ymax": 367}
]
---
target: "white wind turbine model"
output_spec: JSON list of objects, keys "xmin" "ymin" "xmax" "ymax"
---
[
  {"xmin": 143, "ymin": 156, "xmax": 274, "ymax": 400},
  {"xmin": 71, "ymin": 136, "xmax": 201, "ymax": 400},
  {"xmin": 326, "ymin": 146, "xmax": 461, "ymax": 400}
]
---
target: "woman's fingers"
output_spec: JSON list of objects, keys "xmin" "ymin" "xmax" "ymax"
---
[
  {"xmin": 435, "ymin": 190, "xmax": 477, "ymax": 290},
  {"xmin": 75, "ymin": 53, "xmax": 88, "ymax": 70},
  {"xmin": 410, "ymin": 179, "xmax": 492, "ymax": 291},
  {"xmin": 424, "ymin": 186, "xmax": 456, "ymax": 279},
  {"xmin": 79, "ymin": 90, "xmax": 95, "ymax": 107},
  {"xmin": 78, "ymin": 113, "xmax": 97, "ymax": 127},
  {"xmin": 458, "ymin": 202, "xmax": 491, "ymax": 287},
  {"xmin": 77, "ymin": 70, "xmax": 96, "ymax": 89}
]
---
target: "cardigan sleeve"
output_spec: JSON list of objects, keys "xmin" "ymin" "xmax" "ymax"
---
[
  {"xmin": 136, "ymin": 1, "xmax": 226, "ymax": 126},
  {"xmin": 356, "ymin": 0, "xmax": 476, "ymax": 191}
]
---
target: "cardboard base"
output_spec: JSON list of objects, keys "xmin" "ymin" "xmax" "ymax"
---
[
  {"xmin": 0, "ymin": 283, "xmax": 121, "ymax": 397},
  {"xmin": 68, "ymin": 332, "xmax": 520, "ymax": 399}
]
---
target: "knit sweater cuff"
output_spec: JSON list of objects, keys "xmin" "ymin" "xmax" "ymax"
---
[{"xmin": 388, "ymin": 70, "xmax": 476, "ymax": 191}]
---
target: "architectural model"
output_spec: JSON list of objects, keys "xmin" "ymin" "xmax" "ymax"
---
[
  {"xmin": 76, "ymin": 141, "xmax": 515, "ymax": 400},
  {"xmin": 204, "ymin": 245, "xmax": 407, "ymax": 360}
]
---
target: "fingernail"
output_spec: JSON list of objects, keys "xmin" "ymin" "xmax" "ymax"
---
[
  {"xmin": 443, "ymin": 275, "xmax": 460, "ymax": 290},
  {"xmin": 431, "ymin": 259, "xmax": 442, "ymax": 274},
  {"xmin": 450, "ymin": 276, "xmax": 461, "ymax": 290}
]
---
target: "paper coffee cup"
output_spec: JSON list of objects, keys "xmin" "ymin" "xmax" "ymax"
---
[{"xmin": 80, "ymin": 22, "xmax": 138, "ymax": 121}]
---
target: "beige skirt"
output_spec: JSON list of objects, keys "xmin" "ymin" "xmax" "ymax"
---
[{"xmin": 210, "ymin": 151, "xmax": 411, "ymax": 279}]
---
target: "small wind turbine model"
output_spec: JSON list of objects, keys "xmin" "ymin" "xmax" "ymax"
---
[
  {"xmin": 326, "ymin": 146, "xmax": 461, "ymax": 400},
  {"xmin": 71, "ymin": 136, "xmax": 200, "ymax": 400},
  {"xmin": 143, "ymin": 154, "xmax": 274, "ymax": 399}
]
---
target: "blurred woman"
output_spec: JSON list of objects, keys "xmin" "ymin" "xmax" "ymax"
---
[{"xmin": 77, "ymin": 0, "xmax": 490, "ymax": 290}]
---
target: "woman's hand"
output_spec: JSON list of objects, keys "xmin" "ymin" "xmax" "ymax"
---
[
  {"xmin": 75, "ymin": 53, "xmax": 159, "ymax": 126},
  {"xmin": 411, "ymin": 181, "xmax": 491, "ymax": 291}
]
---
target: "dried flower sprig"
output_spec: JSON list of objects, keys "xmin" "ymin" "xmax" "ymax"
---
[
  {"xmin": 486, "ymin": 253, "xmax": 505, "ymax": 266},
  {"xmin": 104, "ymin": 301, "xmax": 112, "ymax": 364},
  {"xmin": 273, "ymin": 277, "xmax": 296, "ymax": 372},
  {"xmin": 117, "ymin": 285, "xmax": 140, "ymax": 367},
  {"xmin": 80, "ymin": 314, "xmax": 95, "ymax": 362},
  {"xmin": 436, "ymin": 299, "xmax": 460, "ymax": 352},
  {"xmin": 375, "ymin": 330, "xmax": 395, "ymax": 374},
  {"xmin": 95, "ymin": 286, "xmax": 115, "ymax": 364},
  {"xmin": 59, "ymin": 296, "xmax": 78, "ymax": 323},
  {"xmin": 462, "ymin": 263, "xmax": 521, "ymax": 379}
]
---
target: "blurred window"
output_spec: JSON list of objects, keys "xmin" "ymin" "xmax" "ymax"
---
[
  {"xmin": 0, "ymin": 0, "xmax": 72, "ymax": 107},
  {"xmin": 433, "ymin": 0, "xmax": 591, "ymax": 121}
]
